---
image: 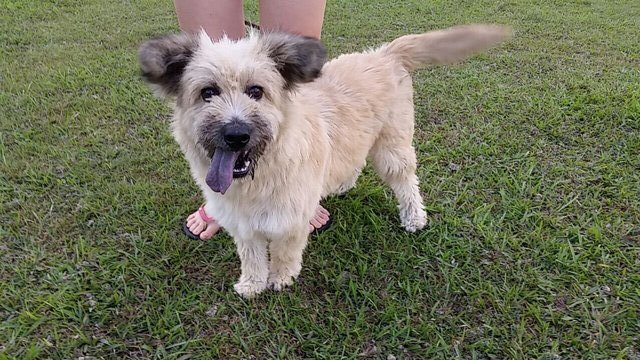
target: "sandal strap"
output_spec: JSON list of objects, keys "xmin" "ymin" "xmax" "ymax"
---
[{"xmin": 198, "ymin": 205, "xmax": 215, "ymax": 223}]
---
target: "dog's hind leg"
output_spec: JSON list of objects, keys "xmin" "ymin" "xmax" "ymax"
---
[
  {"xmin": 371, "ymin": 140, "xmax": 426, "ymax": 232},
  {"xmin": 334, "ymin": 165, "xmax": 363, "ymax": 195},
  {"xmin": 232, "ymin": 233, "xmax": 270, "ymax": 297},
  {"xmin": 370, "ymin": 107, "xmax": 427, "ymax": 232},
  {"xmin": 268, "ymin": 225, "xmax": 309, "ymax": 290}
]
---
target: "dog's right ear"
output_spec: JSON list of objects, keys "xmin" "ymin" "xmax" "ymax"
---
[{"xmin": 138, "ymin": 33, "xmax": 199, "ymax": 98}]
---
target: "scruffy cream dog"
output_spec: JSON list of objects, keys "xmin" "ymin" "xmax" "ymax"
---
[{"xmin": 139, "ymin": 25, "xmax": 510, "ymax": 297}]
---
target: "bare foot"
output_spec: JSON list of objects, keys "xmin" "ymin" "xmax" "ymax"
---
[
  {"xmin": 185, "ymin": 206, "xmax": 220, "ymax": 240},
  {"xmin": 308, "ymin": 205, "xmax": 330, "ymax": 233}
]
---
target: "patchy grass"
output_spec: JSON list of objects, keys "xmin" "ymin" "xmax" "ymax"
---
[{"xmin": 1, "ymin": 0, "xmax": 639, "ymax": 358}]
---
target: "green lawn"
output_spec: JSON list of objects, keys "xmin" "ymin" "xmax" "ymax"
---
[{"xmin": 1, "ymin": 0, "xmax": 639, "ymax": 358}]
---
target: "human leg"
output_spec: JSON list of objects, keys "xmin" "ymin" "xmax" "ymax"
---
[
  {"xmin": 173, "ymin": 0, "xmax": 245, "ymax": 40},
  {"xmin": 259, "ymin": 0, "xmax": 326, "ymax": 38}
]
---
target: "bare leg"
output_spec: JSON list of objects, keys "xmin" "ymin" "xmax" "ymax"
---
[
  {"xmin": 173, "ymin": 0, "xmax": 245, "ymax": 40},
  {"xmin": 263, "ymin": 0, "xmax": 328, "ymax": 232},
  {"xmin": 259, "ymin": 0, "xmax": 326, "ymax": 38},
  {"xmin": 174, "ymin": 1, "xmax": 242, "ymax": 241}
]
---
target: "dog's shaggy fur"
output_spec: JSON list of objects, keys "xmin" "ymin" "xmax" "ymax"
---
[{"xmin": 139, "ymin": 25, "xmax": 510, "ymax": 297}]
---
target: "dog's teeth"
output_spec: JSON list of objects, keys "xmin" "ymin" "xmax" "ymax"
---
[{"xmin": 234, "ymin": 160, "xmax": 250, "ymax": 174}]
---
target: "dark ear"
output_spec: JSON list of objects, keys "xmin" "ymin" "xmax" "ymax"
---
[
  {"xmin": 262, "ymin": 32, "xmax": 327, "ymax": 89},
  {"xmin": 138, "ymin": 33, "xmax": 198, "ymax": 97}
]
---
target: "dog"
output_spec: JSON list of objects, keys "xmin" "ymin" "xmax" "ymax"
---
[{"xmin": 138, "ymin": 25, "xmax": 510, "ymax": 297}]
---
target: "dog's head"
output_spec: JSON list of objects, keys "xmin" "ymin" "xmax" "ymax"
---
[{"xmin": 138, "ymin": 32, "xmax": 326, "ymax": 194}]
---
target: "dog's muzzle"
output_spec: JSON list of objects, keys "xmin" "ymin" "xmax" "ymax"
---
[{"xmin": 205, "ymin": 122, "xmax": 254, "ymax": 194}]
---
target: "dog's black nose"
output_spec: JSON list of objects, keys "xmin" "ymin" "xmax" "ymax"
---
[{"xmin": 222, "ymin": 122, "xmax": 251, "ymax": 151}]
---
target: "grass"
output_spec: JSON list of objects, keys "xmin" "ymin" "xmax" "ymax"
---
[{"xmin": 1, "ymin": 0, "xmax": 639, "ymax": 358}]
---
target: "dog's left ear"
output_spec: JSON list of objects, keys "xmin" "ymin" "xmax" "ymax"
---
[{"xmin": 261, "ymin": 32, "xmax": 327, "ymax": 89}]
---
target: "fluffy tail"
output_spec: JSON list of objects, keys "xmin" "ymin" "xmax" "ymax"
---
[{"xmin": 382, "ymin": 24, "xmax": 512, "ymax": 71}]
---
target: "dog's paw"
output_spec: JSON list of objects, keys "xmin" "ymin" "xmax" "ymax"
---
[
  {"xmin": 233, "ymin": 279, "xmax": 268, "ymax": 298},
  {"xmin": 400, "ymin": 205, "xmax": 427, "ymax": 232},
  {"xmin": 267, "ymin": 272, "xmax": 296, "ymax": 291}
]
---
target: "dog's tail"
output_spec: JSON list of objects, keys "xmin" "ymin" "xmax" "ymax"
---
[{"xmin": 381, "ymin": 24, "xmax": 512, "ymax": 71}]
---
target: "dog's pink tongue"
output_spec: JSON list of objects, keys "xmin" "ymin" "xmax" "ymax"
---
[{"xmin": 206, "ymin": 150, "xmax": 240, "ymax": 194}]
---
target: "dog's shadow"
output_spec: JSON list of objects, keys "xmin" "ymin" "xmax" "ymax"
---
[{"xmin": 298, "ymin": 187, "xmax": 435, "ymax": 301}]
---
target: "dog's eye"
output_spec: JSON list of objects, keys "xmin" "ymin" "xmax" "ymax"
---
[
  {"xmin": 201, "ymin": 86, "xmax": 221, "ymax": 102},
  {"xmin": 246, "ymin": 86, "xmax": 263, "ymax": 101}
]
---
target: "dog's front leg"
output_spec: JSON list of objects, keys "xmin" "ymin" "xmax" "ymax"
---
[
  {"xmin": 233, "ymin": 234, "xmax": 269, "ymax": 298},
  {"xmin": 268, "ymin": 225, "xmax": 309, "ymax": 291}
]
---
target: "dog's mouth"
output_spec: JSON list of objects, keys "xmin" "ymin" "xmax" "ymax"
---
[
  {"xmin": 205, "ymin": 148, "xmax": 253, "ymax": 194},
  {"xmin": 233, "ymin": 152, "xmax": 252, "ymax": 177}
]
